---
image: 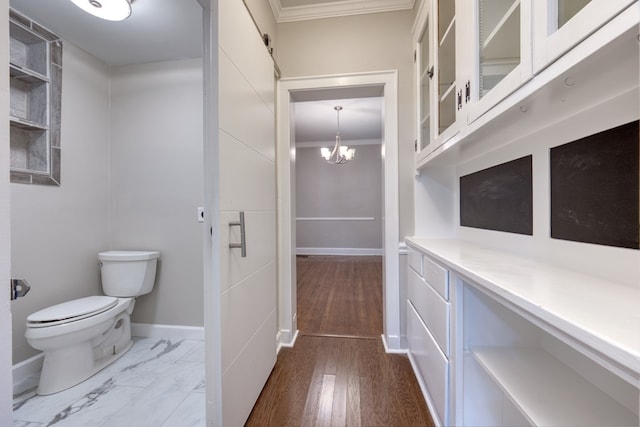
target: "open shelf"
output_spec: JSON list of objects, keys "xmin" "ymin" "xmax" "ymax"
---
[
  {"xmin": 10, "ymin": 63, "xmax": 49, "ymax": 83},
  {"xmin": 471, "ymin": 348, "xmax": 638, "ymax": 427},
  {"xmin": 10, "ymin": 116, "xmax": 48, "ymax": 131}
]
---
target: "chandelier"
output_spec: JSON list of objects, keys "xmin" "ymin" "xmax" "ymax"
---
[{"xmin": 320, "ymin": 106, "xmax": 355, "ymax": 164}]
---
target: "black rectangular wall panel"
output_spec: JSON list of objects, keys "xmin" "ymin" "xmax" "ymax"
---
[
  {"xmin": 550, "ymin": 120, "xmax": 639, "ymax": 249},
  {"xmin": 460, "ymin": 156, "xmax": 533, "ymax": 235}
]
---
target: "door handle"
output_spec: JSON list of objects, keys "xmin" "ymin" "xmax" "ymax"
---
[
  {"xmin": 10, "ymin": 278, "xmax": 31, "ymax": 301},
  {"xmin": 229, "ymin": 211, "xmax": 247, "ymax": 257}
]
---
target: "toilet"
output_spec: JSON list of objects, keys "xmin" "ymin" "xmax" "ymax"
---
[{"xmin": 25, "ymin": 250, "xmax": 160, "ymax": 395}]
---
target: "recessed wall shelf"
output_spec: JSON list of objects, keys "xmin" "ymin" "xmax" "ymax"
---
[{"xmin": 9, "ymin": 9, "xmax": 62, "ymax": 186}]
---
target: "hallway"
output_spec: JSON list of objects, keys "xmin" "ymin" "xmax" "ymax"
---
[{"xmin": 246, "ymin": 256, "xmax": 434, "ymax": 426}]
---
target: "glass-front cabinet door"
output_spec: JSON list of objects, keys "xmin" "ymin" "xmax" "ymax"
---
[
  {"xmin": 435, "ymin": 0, "xmax": 458, "ymax": 141},
  {"xmin": 533, "ymin": 0, "xmax": 635, "ymax": 72},
  {"xmin": 465, "ymin": 0, "xmax": 532, "ymax": 123},
  {"xmin": 416, "ymin": 11, "xmax": 433, "ymax": 157}
]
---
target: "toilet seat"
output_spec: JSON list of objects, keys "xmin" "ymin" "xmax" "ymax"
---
[{"xmin": 27, "ymin": 296, "xmax": 119, "ymax": 328}]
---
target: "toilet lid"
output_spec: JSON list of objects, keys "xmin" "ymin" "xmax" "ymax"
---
[{"xmin": 27, "ymin": 296, "xmax": 119, "ymax": 325}]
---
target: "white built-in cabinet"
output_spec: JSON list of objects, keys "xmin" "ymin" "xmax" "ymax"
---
[
  {"xmin": 406, "ymin": 249, "xmax": 451, "ymax": 426},
  {"xmin": 405, "ymin": 239, "xmax": 640, "ymax": 427},
  {"xmin": 533, "ymin": 0, "xmax": 636, "ymax": 72},
  {"xmin": 413, "ymin": 0, "xmax": 638, "ymax": 166}
]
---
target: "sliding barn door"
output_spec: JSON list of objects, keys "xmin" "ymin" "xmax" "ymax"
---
[{"xmin": 217, "ymin": 1, "xmax": 277, "ymax": 425}]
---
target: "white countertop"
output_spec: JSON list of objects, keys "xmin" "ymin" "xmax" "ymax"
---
[{"xmin": 404, "ymin": 237, "xmax": 640, "ymax": 379}]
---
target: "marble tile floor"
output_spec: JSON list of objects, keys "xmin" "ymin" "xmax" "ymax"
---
[{"xmin": 13, "ymin": 337, "xmax": 206, "ymax": 427}]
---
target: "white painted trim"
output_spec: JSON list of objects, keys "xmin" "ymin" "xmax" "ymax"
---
[
  {"xmin": 12, "ymin": 353, "xmax": 44, "ymax": 396},
  {"xmin": 381, "ymin": 334, "xmax": 407, "ymax": 354},
  {"xmin": 277, "ymin": 329, "xmax": 299, "ymax": 353},
  {"xmin": 131, "ymin": 323, "xmax": 205, "ymax": 341},
  {"xmin": 296, "ymin": 217, "xmax": 375, "ymax": 221},
  {"xmin": 269, "ymin": 0, "xmax": 415, "ymax": 23},
  {"xmin": 201, "ymin": 2, "xmax": 223, "ymax": 426},
  {"xmin": 297, "ymin": 247, "xmax": 383, "ymax": 256},
  {"xmin": 0, "ymin": 0, "xmax": 12, "ymax": 422},
  {"xmin": 277, "ymin": 70, "xmax": 401, "ymax": 361}
]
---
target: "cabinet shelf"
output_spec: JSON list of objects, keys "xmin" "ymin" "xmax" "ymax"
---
[
  {"xmin": 440, "ymin": 81, "xmax": 455, "ymax": 103},
  {"xmin": 481, "ymin": 0, "xmax": 520, "ymax": 60},
  {"xmin": 440, "ymin": 16, "xmax": 455, "ymax": 48},
  {"xmin": 471, "ymin": 348, "xmax": 638, "ymax": 426}
]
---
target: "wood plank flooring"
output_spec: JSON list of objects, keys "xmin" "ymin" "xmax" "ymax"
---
[
  {"xmin": 246, "ymin": 335, "xmax": 433, "ymax": 426},
  {"xmin": 246, "ymin": 256, "xmax": 434, "ymax": 426},
  {"xmin": 296, "ymin": 256, "xmax": 383, "ymax": 337}
]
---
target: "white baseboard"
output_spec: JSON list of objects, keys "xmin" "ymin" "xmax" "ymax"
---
[
  {"xmin": 277, "ymin": 329, "xmax": 299, "ymax": 353},
  {"xmin": 131, "ymin": 323, "xmax": 204, "ymax": 341},
  {"xmin": 297, "ymin": 247, "xmax": 383, "ymax": 256},
  {"xmin": 13, "ymin": 353, "xmax": 44, "ymax": 396},
  {"xmin": 381, "ymin": 333, "xmax": 406, "ymax": 354}
]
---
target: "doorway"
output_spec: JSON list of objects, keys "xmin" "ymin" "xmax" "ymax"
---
[{"xmin": 276, "ymin": 71, "xmax": 402, "ymax": 352}]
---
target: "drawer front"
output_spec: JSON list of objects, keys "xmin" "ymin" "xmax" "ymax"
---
[
  {"xmin": 424, "ymin": 256, "xmax": 449, "ymax": 301},
  {"xmin": 408, "ymin": 268, "xmax": 450, "ymax": 356},
  {"xmin": 408, "ymin": 248, "xmax": 423, "ymax": 275},
  {"xmin": 407, "ymin": 301, "xmax": 448, "ymax": 426}
]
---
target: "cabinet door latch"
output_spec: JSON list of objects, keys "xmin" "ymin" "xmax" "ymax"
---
[{"xmin": 427, "ymin": 66, "xmax": 434, "ymax": 79}]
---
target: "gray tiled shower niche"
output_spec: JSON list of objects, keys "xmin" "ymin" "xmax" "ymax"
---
[{"xmin": 9, "ymin": 10, "xmax": 62, "ymax": 185}]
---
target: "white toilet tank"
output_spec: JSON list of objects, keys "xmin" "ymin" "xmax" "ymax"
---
[{"xmin": 98, "ymin": 251, "xmax": 160, "ymax": 297}]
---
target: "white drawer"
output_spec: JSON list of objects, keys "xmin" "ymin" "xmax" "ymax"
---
[
  {"xmin": 407, "ymin": 301, "xmax": 449, "ymax": 426},
  {"xmin": 408, "ymin": 268, "xmax": 450, "ymax": 356},
  {"xmin": 408, "ymin": 248, "xmax": 423, "ymax": 275},
  {"xmin": 424, "ymin": 256, "xmax": 449, "ymax": 301}
]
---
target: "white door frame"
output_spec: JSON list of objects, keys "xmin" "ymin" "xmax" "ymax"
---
[
  {"xmin": 276, "ymin": 71, "xmax": 402, "ymax": 351},
  {"xmin": 1, "ymin": 0, "xmax": 13, "ymax": 424}
]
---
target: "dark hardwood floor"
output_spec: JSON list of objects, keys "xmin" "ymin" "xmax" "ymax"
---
[
  {"xmin": 246, "ymin": 256, "xmax": 434, "ymax": 426},
  {"xmin": 296, "ymin": 255, "xmax": 383, "ymax": 338}
]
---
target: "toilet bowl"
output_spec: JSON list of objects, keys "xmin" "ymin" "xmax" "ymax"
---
[{"xmin": 25, "ymin": 250, "xmax": 159, "ymax": 395}]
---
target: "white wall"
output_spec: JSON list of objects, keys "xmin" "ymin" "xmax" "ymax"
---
[
  {"xmin": 11, "ymin": 51, "xmax": 205, "ymax": 365},
  {"xmin": 295, "ymin": 144, "xmax": 382, "ymax": 253},
  {"xmin": 10, "ymin": 43, "xmax": 111, "ymax": 363},
  {"xmin": 109, "ymin": 59, "xmax": 204, "ymax": 326},
  {"xmin": 276, "ymin": 11, "xmax": 415, "ymax": 240}
]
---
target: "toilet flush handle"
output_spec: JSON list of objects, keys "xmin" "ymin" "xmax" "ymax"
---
[{"xmin": 10, "ymin": 278, "xmax": 31, "ymax": 300}]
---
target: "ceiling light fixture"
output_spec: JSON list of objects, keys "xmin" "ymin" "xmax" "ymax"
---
[
  {"xmin": 320, "ymin": 106, "xmax": 355, "ymax": 164},
  {"xmin": 70, "ymin": 0, "xmax": 133, "ymax": 21}
]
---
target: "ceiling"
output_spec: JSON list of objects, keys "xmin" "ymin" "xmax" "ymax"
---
[
  {"xmin": 9, "ymin": 0, "xmax": 203, "ymax": 66},
  {"xmin": 294, "ymin": 97, "xmax": 383, "ymax": 145}
]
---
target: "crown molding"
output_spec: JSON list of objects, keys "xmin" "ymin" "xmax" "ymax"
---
[{"xmin": 269, "ymin": 0, "xmax": 415, "ymax": 23}]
